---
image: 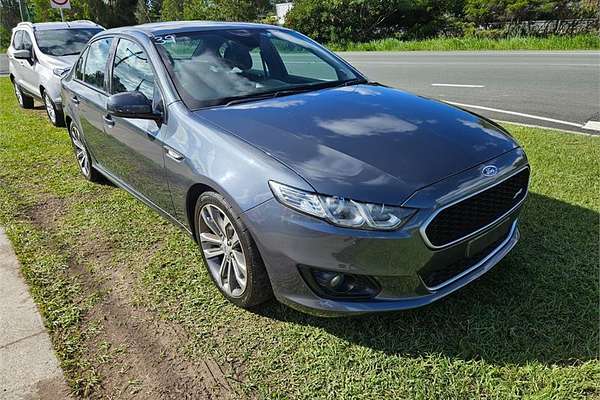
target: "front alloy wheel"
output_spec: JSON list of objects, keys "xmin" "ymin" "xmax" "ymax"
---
[
  {"xmin": 200, "ymin": 204, "xmax": 247, "ymax": 297},
  {"xmin": 195, "ymin": 192, "xmax": 272, "ymax": 308}
]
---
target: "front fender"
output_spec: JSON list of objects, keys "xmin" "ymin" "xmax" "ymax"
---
[{"xmin": 163, "ymin": 102, "xmax": 313, "ymax": 230}]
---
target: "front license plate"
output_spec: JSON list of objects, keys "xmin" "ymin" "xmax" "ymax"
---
[{"xmin": 466, "ymin": 219, "xmax": 512, "ymax": 258}]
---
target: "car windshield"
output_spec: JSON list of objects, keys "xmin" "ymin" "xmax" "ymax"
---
[
  {"xmin": 154, "ymin": 28, "xmax": 362, "ymax": 109},
  {"xmin": 35, "ymin": 28, "xmax": 103, "ymax": 56}
]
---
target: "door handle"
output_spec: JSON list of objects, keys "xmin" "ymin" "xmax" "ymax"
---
[
  {"xmin": 103, "ymin": 115, "xmax": 115, "ymax": 127},
  {"xmin": 164, "ymin": 146, "xmax": 185, "ymax": 162},
  {"xmin": 71, "ymin": 96, "xmax": 80, "ymax": 105}
]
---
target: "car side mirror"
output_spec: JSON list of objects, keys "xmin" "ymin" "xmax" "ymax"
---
[
  {"xmin": 107, "ymin": 91, "xmax": 162, "ymax": 121},
  {"xmin": 13, "ymin": 49, "xmax": 32, "ymax": 60}
]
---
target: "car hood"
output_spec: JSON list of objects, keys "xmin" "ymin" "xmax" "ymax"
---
[
  {"xmin": 193, "ymin": 84, "xmax": 518, "ymax": 205},
  {"xmin": 40, "ymin": 53, "xmax": 78, "ymax": 69}
]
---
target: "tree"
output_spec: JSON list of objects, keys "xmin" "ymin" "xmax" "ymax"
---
[
  {"xmin": 182, "ymin": 0, "xmax": 270, "ymax": 21},
  {"xmin": 0, "ymin": 0, "xmax": 22, "ymax": 48},
  {"xmin": 135, "ymin": 0, "xmax": 163, "ymax": 23},
  {"xmin": 161, "ymin": 0, "xmax": 184, "ymax": 20},
  {"xmin": 285, "ymin": 0, "xmax": 452, "ymax": 43}
]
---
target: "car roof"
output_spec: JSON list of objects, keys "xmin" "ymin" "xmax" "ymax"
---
[
  {"xmin": 102, "ymin": 21, "xmax": 283, "ymax": 37},
  {"xmin": 15, "ymin": 21, "xmax": 104, "ymax": 31}
]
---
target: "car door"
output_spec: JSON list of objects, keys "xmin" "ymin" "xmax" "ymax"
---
[
  {"xmin": 73, "ymin": 37, "xmax": 114, "ymax": 168},
  {"xmin": 18, "ymin": 31, "xmax": 41, "ymax": 97},
  {"xmin": 105, "ymin": 37, "xmax": 175, "ymax": 216}
]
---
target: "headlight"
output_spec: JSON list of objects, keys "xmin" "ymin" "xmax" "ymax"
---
[
  {"xmin": 269, "ymin": 181, "xmax": 416, "ymax": 231},
  {"xmin": 53, "ymin": 67, "xmax": 70, "ymax": 77}
]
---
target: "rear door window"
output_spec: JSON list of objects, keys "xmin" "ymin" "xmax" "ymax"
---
[{"xmin": 83, "ymin": 37, "xmax": 113, "ymax": 91}]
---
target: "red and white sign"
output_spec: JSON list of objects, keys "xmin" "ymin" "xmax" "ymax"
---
[{"xmin": 50, "ymin": 0, "xmax": 71, "ymax": 9}]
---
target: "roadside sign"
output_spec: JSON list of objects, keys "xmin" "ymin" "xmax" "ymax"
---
[{"xmin": 50, "ymin": 0, "xmax": 70, "ymax": 9}]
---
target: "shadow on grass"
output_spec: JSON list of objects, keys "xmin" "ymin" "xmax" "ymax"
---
[{"xmin": 256, "ymin": 192, "xmax": 599, "ymax": 366}]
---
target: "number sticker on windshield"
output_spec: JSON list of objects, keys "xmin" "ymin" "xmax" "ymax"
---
[{"xmin": 154, "ymin": 35, "xmax": 176, "ymax": 45}]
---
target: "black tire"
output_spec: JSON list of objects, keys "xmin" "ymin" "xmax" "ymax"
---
[
  {"xmin": 43, "ymin": 91, "xmax": 65, "ymax": 127},
  {"xmin": 194, "ymin": 191, "xmax": 273, "ymax": 308},
  {"xmin": 14, "ymin": 82, "xmax": 34, "ymax": 109},
  {"xmin": 68, "ymin": 121, "xmax": 103, "ymax": 183}
]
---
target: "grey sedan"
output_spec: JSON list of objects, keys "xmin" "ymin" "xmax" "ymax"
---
[{"xmin": 61, "ymin": 22, "xmax": 529, "ymax": 316}]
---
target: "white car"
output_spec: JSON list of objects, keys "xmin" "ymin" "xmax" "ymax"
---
[{"xmin": 7, "ymin": 20, "xmax": 103, "ymax": 126}]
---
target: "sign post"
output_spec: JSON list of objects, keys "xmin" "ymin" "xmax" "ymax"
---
[{"xmin": 50, "ymin": 0, "xmax": 71, "ymax": 21}]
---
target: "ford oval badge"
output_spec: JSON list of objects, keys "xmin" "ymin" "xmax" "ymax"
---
[{"xmin": 482, "ymin": 165, "xmax": 498, "ymax": 177}]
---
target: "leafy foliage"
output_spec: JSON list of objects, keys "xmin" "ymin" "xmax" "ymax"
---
[{"xmin": 285, "ymin": 0, "xmax": 599, "ymax": 43}]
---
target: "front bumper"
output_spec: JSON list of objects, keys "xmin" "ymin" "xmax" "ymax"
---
[{"xmin": 242, "ymin": 148, "xmax": 528, "ymax": 316}]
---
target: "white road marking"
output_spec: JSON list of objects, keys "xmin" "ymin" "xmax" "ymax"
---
[
  {"xmin": 445, "ymin": 101, "xmax": 584, "ymax": 128},
  {"xmin": 432, "ymin": 83, "xmax": 485, "ymax": 88},
  {"xmin": 582, "ymin": 120, "xmax": 600, "ymax": 131},
  {"xmin": 350, "ymin": 61, "xmax": 598, "ymax": 67},
  {"xmin": 493, "ymin": 120, "xmax": 597, "ymax": 137}
]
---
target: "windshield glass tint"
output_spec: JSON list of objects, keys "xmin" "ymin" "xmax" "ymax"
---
[
  {"xmin": 35, "ymin": 28, "xmax": 102, "ymax": 56},
  {"xmin": 154, "ymin": 29, "xmax": 359, "ymax": 109}
]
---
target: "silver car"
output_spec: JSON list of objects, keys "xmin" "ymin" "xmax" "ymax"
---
[{"xmin": 7, "ymin": 20, "xmax": 103, "ymax": 126}]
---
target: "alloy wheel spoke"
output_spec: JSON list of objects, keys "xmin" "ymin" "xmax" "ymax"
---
[
  {"xmin": 230, "ymin": 255, "xmax": 246, "ymax": 289},
  {"xmin": 202, "ymin": 206, "xmax": 224, "ymax": 238},
  {"xmin": 203, "ymin": 247, "xmax": 225, "ymax": 259},
  {"xmin": 219, "ymin": 257, "xmax": 231, "ymax": 293},
  {"xmin": 200, "ymin": 232, "xmax": 223, "ymax": 246},
  {"xmin": 230, "ymin": 231, "xmax": 240, "ymax": 248},
  {"xmin": 232, "ymin": 250, "xmax": 246, "ymax": 274}
]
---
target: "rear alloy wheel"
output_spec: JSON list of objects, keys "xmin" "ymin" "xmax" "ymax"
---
[
  {"xmin": 195, "ymin": 192, "xmax": 272, "ymax": 308},
  {"xmin": 43, "ymin": 92, "xmax": 65, "ymax": 127},
  {"xmin": 14, "ymin": 83, "xmax": 34, "ymax": 109},
  {"xmin": 68, "ymin": 123, "xmax": 102, "ymax": 182}
]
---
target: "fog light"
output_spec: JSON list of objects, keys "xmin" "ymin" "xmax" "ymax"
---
[{"xmin": 299, "ymin": 267, "xmax": 381, "ymax": 300}]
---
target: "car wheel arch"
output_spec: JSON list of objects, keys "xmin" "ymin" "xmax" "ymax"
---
[
  {"xmin": 186, "ymin": 182, "xmax": 222, "ymax": 243},
  {"xmin": 185, "ymin": 179, "xmax": 253, "ymax": 243}
]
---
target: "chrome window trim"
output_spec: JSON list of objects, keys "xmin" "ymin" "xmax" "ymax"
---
[
  {"xmin": 420, "ymin": 165, "xmax": 530, "ymax": 249},
  {"xmin": 423, "ymin": 219, "xmax": 518, "ymax": 291}
]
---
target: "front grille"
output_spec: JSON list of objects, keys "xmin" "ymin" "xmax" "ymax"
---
[
  {"xmin": 425, "ymin": 168, "xmax": 529, "ymax": 247},
  {"xmin": 421, "ymin": 231, "xmax": 508, "ymax": 288}
]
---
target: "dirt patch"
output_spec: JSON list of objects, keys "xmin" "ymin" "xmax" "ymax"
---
[
  {"xmin": 27, "ymin": 197, "xmax": 67, "ymax": 228},
  {"xmin": 22, "ymin": 195, "xmax": 241, "ymax": 399}
]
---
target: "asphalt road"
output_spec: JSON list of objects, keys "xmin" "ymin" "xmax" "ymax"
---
[
  {"xmin": 339, "ymin": 51, "xmax": 600, "ymax": 134},
  {"xmin": 2, "ymin": 51, "xmax": 598, "ymax": 133}
]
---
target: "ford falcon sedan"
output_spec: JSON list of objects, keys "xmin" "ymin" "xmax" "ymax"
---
[{"xmin": 60, "ymin": 22, "xmax": 529, "ymax": 316}]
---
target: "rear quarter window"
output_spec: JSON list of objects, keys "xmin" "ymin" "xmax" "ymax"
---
[
  {"xmin": 83, "ymin": 38, "xmax": 113, "ymax": 91},
  {"xmin": 12, "ymin": 31, "xmax": 23, "ymax": 50}
]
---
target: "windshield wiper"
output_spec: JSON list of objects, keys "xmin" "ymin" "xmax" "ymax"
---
[
  {"xmin": 336, "ymin": 77, "xmax": 368, "ymax": 87},
  {"xmin": 221, "ymin": 92, "xmax": 279, "ymax": 106},
  {"xmin": 217, "ymin": 78, "xmax": 368, "ymax": 107}
]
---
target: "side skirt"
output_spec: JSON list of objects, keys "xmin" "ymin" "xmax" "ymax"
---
[{"xmin": 93, "ymin": 164, "xmax": 195, "ymax": 239}]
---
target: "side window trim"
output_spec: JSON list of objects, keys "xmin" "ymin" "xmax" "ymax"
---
[
  {"xmin": 21, "ymin": 31, "xmax": 33, "ymax": 51},
  {"xmin": 74, "ymin": 46, "xmax": 89, "ymax": 82}
]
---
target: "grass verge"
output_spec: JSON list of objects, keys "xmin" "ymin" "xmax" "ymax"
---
[
  {"xmin": 329, "ymin": 34, "xmax": 600, "ymax": 51},
  {"xmin": 0, "ymin": 77, "xmax": 598, "ymax": 398}
]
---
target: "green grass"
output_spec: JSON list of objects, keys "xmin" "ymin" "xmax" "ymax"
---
[
  {"xmin": 329, "ymin": 34, "xmax": 600, "ymax": 52},
  {"xmin": 0, "ymin": 76, "xmax": 599, "ymax": 398}
]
